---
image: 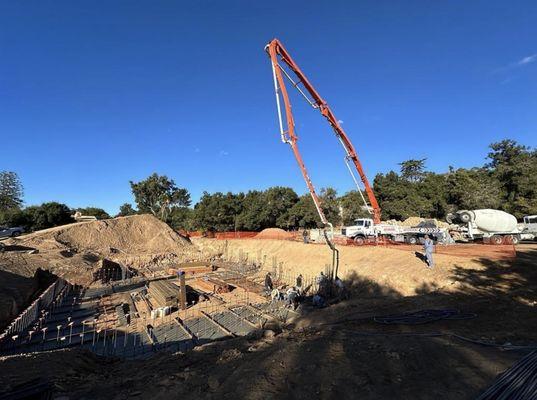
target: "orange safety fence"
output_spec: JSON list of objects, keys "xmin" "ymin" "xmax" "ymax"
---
[
  {"xmin": 180, "ymin": 231, "xmax": 258, "ymax": 239},
  {"xmin": 343, "ymin": 239, "xmax": 516, "ymax": 260},
  {"xmin": 215, "ymin": 231, "xmax": 258, "ymax": 239}
]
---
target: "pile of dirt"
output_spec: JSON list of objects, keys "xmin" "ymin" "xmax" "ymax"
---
[
  {"xmin": 401, "ymin": 216, "xmax": 451, "ymax": 229},
  {"xmin": 16, "ymin": 214, "xmax": 191, "ymax": 255},
  {"xmin": 255, "ymin": 228, "xmax": 295, "ymax": 240}
]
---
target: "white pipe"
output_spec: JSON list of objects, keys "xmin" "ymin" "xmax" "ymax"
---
[
  {"xmin": 270, "ymin": 61, "xmax": 287, "ymax": 144},
  {"xmin": 343, "ymin": 156, "xmax": 371, "ymax": 214}
]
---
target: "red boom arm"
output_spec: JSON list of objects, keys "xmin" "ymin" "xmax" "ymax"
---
[{"xmin": 265, "ymin": 38, "xmax": 381, "ymax": 224}]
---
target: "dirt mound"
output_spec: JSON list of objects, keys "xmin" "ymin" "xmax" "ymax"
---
[
  {"xmin": 399, "ymin": 217, "xmax": 451, "ymax": 229},
  {"xmin": 16, "ymin": 214, "xmax": 191, "ymax": 255},
  {"xmin": 255, "ymin": 228, "xmax": 295, "ymax": 240}
]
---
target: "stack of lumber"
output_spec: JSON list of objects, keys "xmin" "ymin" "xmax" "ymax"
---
[
  {"xmin": 193, "ymin": 277, "xmax": 233, "ymax": 294},
  {"xmin": 167, "ymin": 262, "xmax": 216, "ymax": 276},
  {"xmin": 148, "ymin": 280, "xmax": 179, "ymax": 308}
]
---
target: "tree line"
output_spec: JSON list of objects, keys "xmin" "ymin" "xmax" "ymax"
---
[{"xmin": 1, "ymin": 139, "xmax": 535, "ymax": 233}]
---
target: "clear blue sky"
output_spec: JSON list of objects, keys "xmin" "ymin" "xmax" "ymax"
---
[{"xmin": 1, "ymin": 1, "xmax": 536, "ymax": 214}]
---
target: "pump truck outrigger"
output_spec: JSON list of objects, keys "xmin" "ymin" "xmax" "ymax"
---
[{"xmin": 265, "ymin": 38, "xmax": 382, "ymax": 278}]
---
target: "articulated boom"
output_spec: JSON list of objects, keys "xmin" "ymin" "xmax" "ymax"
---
[{"xmin": 265, "ymin": 38, "xmax": 381, "ymax": 224}]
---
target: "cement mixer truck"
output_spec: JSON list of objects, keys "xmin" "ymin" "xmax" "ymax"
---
[{"xmin": 446, "ymin": 209, "xmax": 522, "ymax": 244}]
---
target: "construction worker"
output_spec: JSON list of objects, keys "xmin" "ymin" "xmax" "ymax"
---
[
  {"xmin": 285, "ymin": 287, "xmax": 299, "ymax": 309},
  {"xmin": 334, "ymin": 276, "xmax": 348, "ymax": 300},
  {"xmin": 265, "ymin": 272, "xmax": 273, "ymax": 294},
  {"xmin": 296, "ymin": 274, "xmax": 303, "ymax": 293},
  {"xmin": 316, "ymin": 271, "xmax": 327, "ymax": 296},
  {"xmin": 302, "ymin": 229, "xmax": 309, "ymax": 244},
  {"xmin": 423, "ymin": 235, "xmax": 435, "ymax": 268}
]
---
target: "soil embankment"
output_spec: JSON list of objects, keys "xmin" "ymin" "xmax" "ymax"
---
[{"xmin": 194, "ymin": 238, "xmax": 513, "ymax": 296}]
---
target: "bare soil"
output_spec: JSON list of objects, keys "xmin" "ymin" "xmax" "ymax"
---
[{"xmin": 1, "ymin": 232, "xmax": 537, "ymax": 399}]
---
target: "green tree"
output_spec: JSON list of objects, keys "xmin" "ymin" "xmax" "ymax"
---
[
  {"xmin": 167, "ymin": 207, "xmax": 194, "ymax": 231},
  {"xmin": 373, "ymin": 171, "xmax": 433, "ymax": 220},
  {"xmin": 0, "ymin": 171, "xmax": 23, "ymax": 211},
  {"xmin": 446, "ymin": 168, "xmax": 501, "ymax": 211},
  {"xmin": 418, "ymin": 173, "xmax": 449, "ymax": 219},
  {"xmin": 261, "ymin": 186, "xmax": 299, "ymax": 229},
  {"xmin": 23, "ymin": 202, "xmax": 73, "ymax": 231},
  {"xmin": 319, "ymin": 187, "xmax": 341, "ymax": 225},
  {"xmin": 339, "ymin": 190, "xmax": 372, "ymax": 225},
  {"xmin": 118, "ymin": 203, "xmax": 137, "ymax": 217},
  {"xmin": 487, "ymin": 140, "xmax": 537, "ymax": 217},
  {"xmin": 235, "ymin": 191, "xmax": 266, "ymax": 231},
  {"xmin": 130, "ymin": 173, "xmax": 191, "ymax": 221},
  {"xmin": 286, "ymin": 194, "xmax": 320, "ymax": 229},
  {"xmin": 399, "ymin": 159, "xmax": 427, "ymax": 182},
  {"xmin": 76, "ymin": 207, "xmax": 110, "ymax": 220},
  {"xmin": 193, "ymin": 192, "xmax": 243, "ymax": 232}
]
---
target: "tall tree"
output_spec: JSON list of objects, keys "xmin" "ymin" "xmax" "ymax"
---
[
  {"xmin": 286, "ymin": 194, "xmax": 320, "ymax": 229},
  {"xmin": 487, "ymin": 140, "xmax": 537, "ymax": 217},
  {"xmin": 235, "ymin": 191, "xmax": 266, "ymax": 231},
  {"xmin": 399, "ymin": 159, "xmax": 427, "ymax": 182},
  {"xmin": 261, "ymin": 186, "xmax": 299, "ymax": 229},
  {"xmin": 118, "ymin": 203, "xmax": 137, "ymax": 217},
  {"xmin": 340, "ymin": 190, "xmax": 372, "ymax": 225},
  {"xmin": 446, "ymin": 168, "xmax": 501, "ymax": 211},
  {"xmin": 130, "ymin": 173, "xmax": 191, "ymax": 221},
  {"xmin": 319, "ymin": 187, "xmax": 341, "ymax": 225},
  {"xmin": 193, "ymin": 191, "xmax": 243, "ymax": 232},
  {"xmin": 23, "ymin": 202, "xmax": 73, "ymax": 231},
  {"xmin": 0, "ymin": 171, "xmax": 23, "ymax": 211}
]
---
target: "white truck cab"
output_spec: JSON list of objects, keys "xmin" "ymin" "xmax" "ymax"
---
[
  {"xmin": 341, "ymin": 218, "xmax": 376, "ymax": 244},
  {"xmin": 520, "ymin": 215, "xmax": 537, "ymax": 240}
]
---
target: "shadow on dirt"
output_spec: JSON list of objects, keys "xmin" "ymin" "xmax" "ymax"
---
[{"xmin": 211, "ymin": 248, "xmax": 537, "ymax": 399}]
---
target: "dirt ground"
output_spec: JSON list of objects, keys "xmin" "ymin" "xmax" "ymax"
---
[{"xmin": 1, "ymin": 236, "xmax": 536, "ymax": 399}]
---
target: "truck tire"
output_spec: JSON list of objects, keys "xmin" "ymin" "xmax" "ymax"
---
[
  {"xmin": 459, "ymin": 211, "xmax": 472, "ymax": 223},
  {"xmin": 505, "ymin": 235, "xmax": 520, "ymax": 245},
  {"xmin": 407, "ymin": 236, "xmax": 418, "ymax": 245},
  {"xmin": 353, "ymin": 236, "xmax": 365, "ymax": 246},
  {"xmin": 490, "ymin": 235, "xmax": 503, "ymax": 245}
]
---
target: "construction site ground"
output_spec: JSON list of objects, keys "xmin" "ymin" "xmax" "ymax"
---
[{"xmin": 1, "ymin": 218, "xmax": 536, "ymax": 399}]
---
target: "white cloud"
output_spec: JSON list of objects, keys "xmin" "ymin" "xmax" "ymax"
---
[
  {"xmin": 219, "ymin": 150, "xmax": 229, "ymax": 156},
  {"xmin": 337, "ymin": 119, "xmax": 344, "ymax": 125},
  {"xmin": 517, "ymin": 54, "xmax": 537, "ymax": 66}
]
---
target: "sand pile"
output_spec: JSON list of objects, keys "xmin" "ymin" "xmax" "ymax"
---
[
  {"xmin": 396, "ymin": 217, "xmax": 451, "ymax": 229},
  {"xmin": 255, "ymin": 228, "xmax": 295, "ymax": 240},
  {"xmin": 16, "ymin": 214, "xmax": 192, "ymax": 255}
]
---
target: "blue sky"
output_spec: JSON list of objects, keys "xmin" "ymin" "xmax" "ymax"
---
[{"xmin": 1, "ymin": 1, "xmax": 536, "ymax": 214}]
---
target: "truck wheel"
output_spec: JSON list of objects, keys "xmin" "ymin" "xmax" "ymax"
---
[
  {"xmin": 508, "ymin": 235, "xmax": 520, "ymax": 245},
  {"xmin": 459, "ymin": 211, "xmax": 472, "ymax": 223},
  {"xmin": 407, "ymin": 236, "xmax": 417, "ymax": 245},
  {"xmin": 353, "ymin": 236, "xmax": 365, "ymax": 246},
  {"xmin": 11, "ymin": 231, "xmax": 21, "ymax": 237},
  {"xmin": 490, "ymin": 235, "xmax": 503, "ymax": 245}
]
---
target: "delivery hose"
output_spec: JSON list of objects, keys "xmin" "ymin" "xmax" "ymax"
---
[{"xmin": 373, "ymin": 309, "xmax": 477, "ymax": 325}]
